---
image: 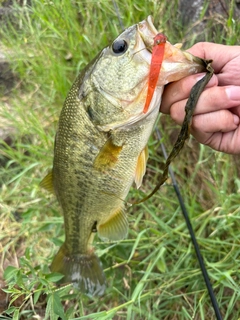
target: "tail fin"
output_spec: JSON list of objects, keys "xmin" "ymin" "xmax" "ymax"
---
[{"xmin": 50, "ymin": 244, "xmax": 106, "ymax": 297}]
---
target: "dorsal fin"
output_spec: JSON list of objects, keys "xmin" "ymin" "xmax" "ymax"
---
[{"xmin": 40, "ymin": 171, "xmax": 55, "ymax": 194}]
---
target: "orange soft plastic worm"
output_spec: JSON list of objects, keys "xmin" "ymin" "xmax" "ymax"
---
[{"xmin": 143, "ymin": 33, "xmax": 167, "ymax": 114}]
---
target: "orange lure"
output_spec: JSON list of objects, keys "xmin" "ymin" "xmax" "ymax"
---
[{"xmin": 143, "ymin": 33, "xmax": 167, "ymax": 114}]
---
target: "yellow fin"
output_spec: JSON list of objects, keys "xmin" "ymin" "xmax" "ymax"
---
[
  {"xmin": 94, "ymin": 138, "xmax": 122, "ymax": 171},
  {"xmin": 40, "ymin": 171, "xmax": 55, "ymax": 194},
  {"xmin": 98, "ymin": 208, "xmax": 128, "ymax": 241},
  {"xmin": 135, "ymin": 146, "xmax": 149, "ymax": 189},
  {"xmin": 51, "ymin": 243, "xmax": 106, "ymax": 297}
]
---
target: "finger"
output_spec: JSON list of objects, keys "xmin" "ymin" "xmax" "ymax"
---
[
  {"xmin": 212, "ymin": 127, "xmax": 240, "ymax": 154},
  {"xmin": 190, "ymin": 110, "xmax": 240, "ymax": 153},
  {"xmin": 187, "ymin": 42, "xmax": 240, "ymax": 74},
  {"xmin": 194, "ymin": 129, "xmax": 240, "ymax": 154},
  {"xmin": 161, "ymin": 73, "xmax": 218, "ymax": 114},
  {"xmin": 192, "ymin": 109, "xmax": 239, "ymax": 137},
  {"xmin": 169, "ymin": 85, "xmax": 240, "ymax": 124}
]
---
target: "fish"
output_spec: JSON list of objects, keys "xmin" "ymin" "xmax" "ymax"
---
[{"xmin": 40, "ymin": 16, "xmax": 207, "ymax": 297}]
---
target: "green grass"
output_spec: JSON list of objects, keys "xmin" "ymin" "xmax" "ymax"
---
[{"xmin": 1, "ymin": 0, "xmax": 240, "ymax": 319}]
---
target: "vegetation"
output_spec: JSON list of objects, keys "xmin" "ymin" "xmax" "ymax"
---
[{"xmin": 0, "ymin": 0, "xmax": 240, "ymax": 319}]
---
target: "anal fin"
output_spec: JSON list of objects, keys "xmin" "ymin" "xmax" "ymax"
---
[
  {"xmin": 135, "ymin": 146, "xmax": 149, "ymax": 189},
  {"xmin": 98, "ymin": 208, "xmax": 128, "ymax": 242}
]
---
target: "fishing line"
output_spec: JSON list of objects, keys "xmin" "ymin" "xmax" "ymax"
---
[
  {"xmin": 155, "ymin": 128, "xmax": 222, "ymax": 320},
  {"xmin": 141, "ymin": 66, "xmax": 222, "ymax": 320},
  {"xmin": 112, "ymin": 0, "xmax": 124, "ymax": 30}
]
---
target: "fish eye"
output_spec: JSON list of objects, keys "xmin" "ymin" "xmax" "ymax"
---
[{"xmin": 112, "ymin": 39, "xmax": 128, "ymax": 55}]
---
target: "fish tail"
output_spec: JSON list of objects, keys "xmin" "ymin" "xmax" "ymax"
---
[{"xmin": 50, "ymin": 244, "xmax": 106, "ymax": 297}]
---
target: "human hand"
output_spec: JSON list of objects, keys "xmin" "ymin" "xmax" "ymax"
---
[{"xmin": 161, "ymin": 42, "xmax": 240, "ymax": 154}]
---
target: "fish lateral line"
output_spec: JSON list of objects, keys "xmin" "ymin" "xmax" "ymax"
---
[{"xmin": 143, "ymin": 33, "xmax": 167, "ymax": 114}]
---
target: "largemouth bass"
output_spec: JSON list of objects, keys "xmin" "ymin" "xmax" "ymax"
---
[{"xmin": 41, "ymin": 16, "xmax": 207, "ymax": 296}]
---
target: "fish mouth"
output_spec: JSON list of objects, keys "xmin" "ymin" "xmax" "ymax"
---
[{"xmin": 137, "ymin": 16, "xmax": 158, "ymax": 53}]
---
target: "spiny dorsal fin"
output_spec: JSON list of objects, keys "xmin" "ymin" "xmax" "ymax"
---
[
  {"xmin": 98, "ymin": 207, "xmax": 128, "ymax": 241},
  {"xmin": 135, "ymin": 146, "xmax": 149, "ymax": 189},
  {"xmin": 40, "ymin": 171, "xmax": 55, "ymax": 194}
]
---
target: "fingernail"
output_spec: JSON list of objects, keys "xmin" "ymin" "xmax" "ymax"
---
[
  {"xmin": 226, "ymin": 86, "xmax": 240, "ymax": 101},
  {"xmin": 196, "ymin": 73, "xmax": 205, "ymax": 82},
  {"xmin": 233, "ymin": 115, "xmax": 239, "ymax": 125}
]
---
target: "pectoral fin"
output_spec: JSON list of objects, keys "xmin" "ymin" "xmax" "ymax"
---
[
  {"xmin": 40, "ymin": 171, "xmax": 55, "ymax": 194},
  {"xmin": 98, "ymin": 208, "xmax": 128, "ymax": 241},
  {"xmin": 94, "ymin": 138, "xmax": 122, "ymax": 171},
  {"xmin": 135, "ymin": 146, "xmax": 149, "ymax": 189}
]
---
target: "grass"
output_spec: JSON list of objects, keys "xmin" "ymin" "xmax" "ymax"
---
[{"xmin": 1, "ymin": 0, "xmax": 240, "ymax": 319}]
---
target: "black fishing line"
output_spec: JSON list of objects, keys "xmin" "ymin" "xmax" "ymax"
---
[
  {"xmin": 112, "ymin": 0, "xmax": 125, "ymax": 30},
  {"xmin": 156, "ymin": 128, "xmax": 222, "ymax": 320}
]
